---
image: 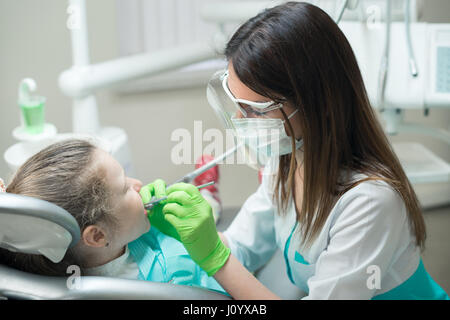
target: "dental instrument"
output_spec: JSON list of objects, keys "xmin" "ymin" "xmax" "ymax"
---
[
  {"xmin": 335, "ymin": 0, "xmax": 349, "ymax": 24},
  {"xmin": 144, "ymin": 181, "xmax": 215, "ymax": 211},
  {"xmin": 405, "ymin": 0, "xmax": 419, "ymax": 77},
  {"xmin": 172, "ymin": 144, "xmax": 241, "ymax": 184},
  {"xmin": 377, "ymin": 0, "xmax": 392, "ymax": 112}
]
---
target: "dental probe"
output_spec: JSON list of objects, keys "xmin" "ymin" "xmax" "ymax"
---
[
  {"xmin": 144, "ymin": 181, "xmax": 215, "ymax": 211},
  {"xmin": 172, "ymin": 143, "xmax": 242, "ymax": 184}
]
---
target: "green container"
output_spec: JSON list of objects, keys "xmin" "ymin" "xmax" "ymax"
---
[{"xmin": 20, "ymin": 96, "xmax": 45, "ymax": 135}]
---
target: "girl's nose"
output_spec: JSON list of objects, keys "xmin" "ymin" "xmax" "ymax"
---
[{"xmin": 131, "ymin": 178, "xmax": 143, "ymax": 192}]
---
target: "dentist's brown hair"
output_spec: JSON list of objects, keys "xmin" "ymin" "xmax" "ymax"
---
[{"xmin": 225, "ymin": 2, "xmax": 425, "ymax": 249}]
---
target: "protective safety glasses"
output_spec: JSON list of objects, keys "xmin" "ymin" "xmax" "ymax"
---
[
  {"xmin": 206, "ymin": 69, "xmax": 284, "ymax": 125},
  {"xmin": 221, "ymin": 71, "xmax": 283, "ymax": 118},
  {"xmin": 205, "ymin": 69, "xmax": 297, "ymax": 170}
]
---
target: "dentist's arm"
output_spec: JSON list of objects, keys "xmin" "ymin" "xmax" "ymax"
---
[
  {"xmin": 216, "ymin": 232, "xmax": 279, "ymax": 299},
  {"xmin": 213, "ymin": 251, "xmax": 280, "ymax": 300},
  {"xmin": 162, "ymin": 183, "xmax": 280, "ymax": 300}
]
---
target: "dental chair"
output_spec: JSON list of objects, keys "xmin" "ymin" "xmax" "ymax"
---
[{"xmin": 0, "ymin": 193, "xmax": 230, "ymax": 300}]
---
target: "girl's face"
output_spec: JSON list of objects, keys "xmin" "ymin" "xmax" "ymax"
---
[{"xmin": 96, "ymin": 149, "xmax": 150, "ymax": 247}]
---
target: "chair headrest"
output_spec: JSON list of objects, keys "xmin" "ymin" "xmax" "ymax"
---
[{"xmin": 0, "ymin": 193, "xmax": 80, "ymax": 263}]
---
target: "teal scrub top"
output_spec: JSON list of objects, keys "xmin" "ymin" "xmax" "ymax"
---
[{"xmin": 128, "ymin": 227, "xmax": 226, "ymax": 295}]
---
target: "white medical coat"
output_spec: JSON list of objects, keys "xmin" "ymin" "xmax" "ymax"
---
[{"xmin": 223, "ymin": 157, "xmax": 423, "ymax": 299}]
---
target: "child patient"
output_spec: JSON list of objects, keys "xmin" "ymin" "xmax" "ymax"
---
[{"xmin": 0, "ymin": 139, "xmax": 224, "ymax": 294}]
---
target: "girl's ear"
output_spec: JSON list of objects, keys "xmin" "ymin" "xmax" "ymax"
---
[{"xmin": 82, "ymin": 225, "xmax": 108, "ymax": 248}]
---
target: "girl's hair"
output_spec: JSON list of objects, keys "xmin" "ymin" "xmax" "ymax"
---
[
  {"xmin": 225, "ymin": 2, "xmax": 426, "ymax": 249},
  {"xmin": 0, "ymin": 139, "xmax": 116, "ymax": 276}
]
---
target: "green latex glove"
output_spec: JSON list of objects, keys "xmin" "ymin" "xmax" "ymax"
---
[
  {"xmin": 162, "ymin": 182, "xmax": 230, "ymax": 276},
  {"xmin": 139, "ymin": 179, "xmax": 180, "ymax": 241}
]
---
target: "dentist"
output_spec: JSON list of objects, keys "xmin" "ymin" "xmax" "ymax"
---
[{"xmin": 148, "ymin": 2, "xmax": 449, "ymax": 299}]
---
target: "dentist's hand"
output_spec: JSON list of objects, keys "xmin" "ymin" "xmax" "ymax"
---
[
  {"xmin": 140, "ymin": 179, "xmax": 180, "ymax": 241},
  {"xmin": 162, "ymin": 183, "xmax": 230, "ymax": 276}
]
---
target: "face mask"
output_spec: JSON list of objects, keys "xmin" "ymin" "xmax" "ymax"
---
[{"xmin": 231, "ymin": 109, "xmax": 303, "ymax": 166}]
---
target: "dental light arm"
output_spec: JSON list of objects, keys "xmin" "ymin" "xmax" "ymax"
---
[
  {"xmin": 60, "ymin": 0, "xmax": 221, "ymax": 135},
  {"xmin": 59, "ymin": 43, "xmax": 217, "ymax": 99},
  {"xmin": 63, "ymin": 0, "xmax": 293, "ymax": 100}
]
